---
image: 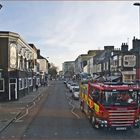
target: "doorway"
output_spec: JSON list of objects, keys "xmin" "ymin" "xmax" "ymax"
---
[{"xmin": 9, "ymin": 79, "xmax": 17, "ymax": 100}]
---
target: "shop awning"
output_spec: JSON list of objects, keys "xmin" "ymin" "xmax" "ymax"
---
[{"xmin": 106, "ymin": 76, "xmax": 121, "ymax": 82}]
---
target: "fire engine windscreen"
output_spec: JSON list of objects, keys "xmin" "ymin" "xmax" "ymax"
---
[{"xmin": 102, "ymin": 91, "xmax": 138, "ymax": 106}]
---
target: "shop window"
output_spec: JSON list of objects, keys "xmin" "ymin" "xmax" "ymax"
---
[
  {"xmin": 22, "ymin": 78, "xmax": 24, "ymax": 88},
  {"xmin": 19, "ymin": 78, "xmax": 24, "ymax": 90},
  {"xmin": 24, "ymin": 78, "xmax": 27, "ymax": 88},
  {"xmin": 28, "ymin": 78, "xmax": 32, "ymax": 87},
  {"xmin": 0, "ymin": 79, "xmax": 4, "ymax": 92}
]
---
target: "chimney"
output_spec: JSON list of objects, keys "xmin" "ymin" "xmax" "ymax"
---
[{"xmin": 121, "ymin": 43, "xmax": 128, "ymax": 52}]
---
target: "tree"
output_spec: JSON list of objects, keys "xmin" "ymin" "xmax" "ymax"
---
[{"xmin": 48, "ymin": 63, "xmax": 58, "ymax": 79}]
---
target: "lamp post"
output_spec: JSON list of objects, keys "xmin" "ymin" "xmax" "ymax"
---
[
  {"xmin": 0, "ymin": 4, "xmax": 2, "ymax": 10},
  {"xmin": 134, "ymin": 2, "xmax": 140, "ymax": 86},
  {"xmin": 134, "ymin": 2, "xmax": 140, "ymax": 38}
]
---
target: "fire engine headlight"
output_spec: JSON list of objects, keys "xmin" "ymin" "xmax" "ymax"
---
[
  {"xmin": 135, "ymin": 119, "xmax": 140, "ymax": 125},
  {"xmin": 135, "ymin": 119, "xmax": 139, "ymax": 123},
  {"xmin": 101, "ymin": 120, "xmax": 104, "ymax": 124},
  {"xmin": 96, "ymin": 118, "xmax": 108, "ymax": 125},
  {"xmin": 101, "ymin": 120, "xmax": 107, "ymax": 124}
]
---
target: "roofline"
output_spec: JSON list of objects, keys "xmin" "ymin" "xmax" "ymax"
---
[{"xmin": 0, "ymin": 31, "xmax": 34, "ymax": 52}]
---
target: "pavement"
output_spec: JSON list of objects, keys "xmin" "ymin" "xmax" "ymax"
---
[{"xmin": 0, "ymin": 85, "xmax": 48, "ymax": 133}]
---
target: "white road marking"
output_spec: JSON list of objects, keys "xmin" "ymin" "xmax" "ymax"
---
[{"xmin": 65, "ymin": 92, "xmax": 81, "ymax": 119}]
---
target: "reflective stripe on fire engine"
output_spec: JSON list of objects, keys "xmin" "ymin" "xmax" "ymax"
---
[
  {"xmin": 110, "ymin": 118, "xmax": 134, "ymax": 121},
  {"xmin": 111, "ymin": 124, "xmax": 132, "ymax": 127},
  {"xmin": 94, "ymin": 103, "xmax": 99, "ymax": 113},
  {"xmin": 109, "ymin": 113, "xmax": 135, "ymax": 116},
  {"xmin": 109, "ymin": 116, "xmax": 134, "ymax": 119},
  {"xmin": 108, "ymin": 110, "xmax": 135, "ymax": 113},
  {"xmin": 88, "ymin": 98, "xmax": 94, "ymax": 108},
  {"xmin": 84, "ymin": 94, "xmax": 88, "ymax": 103},
  {"xmin": 111, "ymin": 121, "xmax": 134, "ymax": 124},
  {"xmin": 81, "ymin": 93, "xmax": 85, "ymax": 100}
]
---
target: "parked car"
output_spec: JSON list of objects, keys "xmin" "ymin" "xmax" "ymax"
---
[
  {"xmin": 66, "ymin": 81, "xmax": 73, "ymax": 88},
  {"xmin": 64, "ymin": 80, "xmax": 67, "ymax": 84},
  {"xmin": 72, "ymin": 87, "xmax": 80, "ymax": 100},
  {"xmin": 69, "ymin": 83, "xmax": 79, "ymax": 92}
]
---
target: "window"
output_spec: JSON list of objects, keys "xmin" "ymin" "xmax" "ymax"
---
[
  {"xmin": 90, "ymin": 89, "xmax": 100, "ymax": 102},
  {"xmin": 102, "ymin": 91, "xmax": 138, "ymax": 106},
  {"xmin": 10, "ymin": 78, "xmax": 16, "ymax": 83},
  {"xmin": 20, "ymin": 56, "xmax": 23, "ymax": 70},
  {"xmin": 37, "ymin": 78, "xmax": 40, "ymax": 86},
  {"xmin": 28, "ymin": 78, "xmax": 32, "ymax": 87},
  {"xmin": 119, "ymin": 56, "xmax": 122, "ymax": 67},
  {"xmin": 0, "ymin": 78, "xmax": 4, "ymax": 92},
  {"xmin": 19, "ymin": 78, "xmax": 22, "ymax": 90},
  {"xmin": 24, "ymin": 59, "xmax": 27, "ymax": 70},
  {"xmin": 19, "ymin": 78, "xmax": 24, "ymax": 90},
  {"xmin": 22, "ymin": 78, "xmax": 24, "ymax": 88},
  {"xmin": 24, "ymin": 78, "xmax": 27, "ymax": 88}
]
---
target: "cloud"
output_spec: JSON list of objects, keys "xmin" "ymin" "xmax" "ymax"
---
[{"xmin": 0, "ymin": 1, "xmax": 138, "ymax": 70}]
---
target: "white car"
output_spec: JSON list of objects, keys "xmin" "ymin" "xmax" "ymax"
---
[
  {"xmin": 72, "ymin": 87, "xmax": 80, "ymax": 100},
  {"xmin": 66, "ymin": 81, "xmax": 73, "ymax": 88},
  {"xmin": 69, "ymin": 83, "xmax": 79, "ymax": 92}
]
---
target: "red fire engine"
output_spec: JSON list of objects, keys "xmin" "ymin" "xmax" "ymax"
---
[{"xmin": 80, "ymin": 81, "xmax": 140, "ymax": 130}]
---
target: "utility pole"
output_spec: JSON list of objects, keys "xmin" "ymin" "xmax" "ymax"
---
[{"xmin": 133, "ymin": 2, "xmax": 140, "ymax": 86}]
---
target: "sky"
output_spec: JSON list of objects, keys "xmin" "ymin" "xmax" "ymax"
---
[{"xmin": 0, "ymin": 1, "xmax": 139, "ymax": 70}]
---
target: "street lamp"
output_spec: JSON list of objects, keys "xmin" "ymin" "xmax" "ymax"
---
[
  {"xmin": 134, "ymin": 2, "xmax": 140, "ymax": 86},
  {"xmin": 0, "ymin": 4, "xmax": 2, "ymax": 10},
  {"xmin": 133, "ymin": 2, "xmax": 140, "ymax": 38}
]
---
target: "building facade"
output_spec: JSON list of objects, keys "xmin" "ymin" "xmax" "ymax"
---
[
  {"xmin": 91, "ymin": 44, "xmax": 136, "ymax": 82},
  {"xmin": 62, "ymin": 61, "xmax": 75, "ymax": 78},
  {"xmin": 110, "ymin": 44, "xmax": 136, "ymax": 82},
  {"xmin": 0, "ymin": 31, "xmax": 49, "ymax": 101},
  {"xmin": 37, "ymin": 49, "xmax": 49, "ymax": 86},
  {"xmin": 0, "ymin": 31, "xmax": 37, "ymax": 101}
]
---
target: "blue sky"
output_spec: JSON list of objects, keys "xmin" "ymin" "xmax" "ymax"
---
[{"xmin": 0, "ymin": 1, "xmax": 139, "ymax": 70}]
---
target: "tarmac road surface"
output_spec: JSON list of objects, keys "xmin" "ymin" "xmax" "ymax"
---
[{"xmin": 0, "ymin": 80, "xmax": 140, "ymax": 140}]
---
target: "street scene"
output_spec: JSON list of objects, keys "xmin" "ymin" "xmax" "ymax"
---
[
  {"xmin": 0, "ymin": 80, "xmax": 139, "ymax": 140},
  {"xmin": 0, "ymin": 1, "xmax": 140, "ymax": 140}
]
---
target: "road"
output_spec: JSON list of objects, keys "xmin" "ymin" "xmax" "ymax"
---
[{"xmin": 0, "ymin": 80, "xmax": 140, "ymax": 140}]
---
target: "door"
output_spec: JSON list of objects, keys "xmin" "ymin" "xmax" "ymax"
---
[{"xmin": 9, "ymin": 83, "xmax": 17, "ymax": 100}]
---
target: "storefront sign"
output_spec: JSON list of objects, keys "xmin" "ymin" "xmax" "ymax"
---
[{"xmin": 123, "ymin": 55, "xmax": 136, "ymax": 67}]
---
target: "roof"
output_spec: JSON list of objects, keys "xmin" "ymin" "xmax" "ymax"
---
[
  {"xmin": 106, "ymin": 76, "xmax": 121, "ymax": 82},
  {"xmin": 89, "ymin": 82, "xmax": 140, "ymax": 91},
  {"xmin": 28, "ymin": 44, "xmax": 38, "ymax": 52}
]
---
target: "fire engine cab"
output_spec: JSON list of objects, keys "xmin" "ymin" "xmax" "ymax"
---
[{"xmin": 80, "ymin": 81, "xmax": 140, "ymax": 130}]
